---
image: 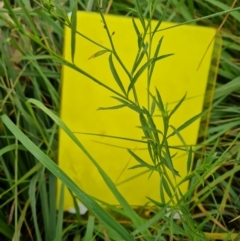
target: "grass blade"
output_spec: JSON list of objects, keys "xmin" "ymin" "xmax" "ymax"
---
[
  {"xmin": 83, "ymin": 216, "xmax": 95, "ymax": 241},
  {"xmin": 1, "ymin": 114, "xmax": 135, "ymax": 241},
  {"xmin": 49, "ymin": 173, "xmax": 56, "ymax": 240},
  {"xmin": 70, "ymin": 0, "xmax": 77, "ymax": 63},
  {"xmin": 29, "ymin": 173, "xmax": 42, "ymax": 241},
  {"xmin": 54, "ymin": 183, "xmax": 64, "ymax": 241}
]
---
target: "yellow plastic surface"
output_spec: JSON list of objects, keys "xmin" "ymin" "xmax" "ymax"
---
[{"xmin": 59, "ymin": 11, "xmax": 219, "ymax": 210}]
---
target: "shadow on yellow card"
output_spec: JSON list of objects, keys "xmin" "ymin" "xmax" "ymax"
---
[{"xmin": 59, "ymin": 11, "xmax": 221, "ymax": 211}]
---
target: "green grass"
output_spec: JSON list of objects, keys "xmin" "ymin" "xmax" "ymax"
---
[{"xmin": 0, "ymin": 0, "xmax": 240, "ymax": 240}]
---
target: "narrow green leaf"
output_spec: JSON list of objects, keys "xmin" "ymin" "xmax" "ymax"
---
[
  {"xmin": 194, "ymin": 172, "xmax": 205, "ymax": 187},
  {"xmin": 154, "ymin": 54, "xmax": 173, "ymax": 62},
  {"xmin": 128, "ymin": 59, "xmax": 153, "ymax": 94},
  {"xmin": 169, "ymin": 93, "xmax": 187, "ymax": 119},
  {"xmin": 187, "ymin": 147, "xmax": 193, "ymax": 174},
  {"xmin": 49, "ymin": 173, "xmax": 56, "ymax": 240},
  {"xmin": 132, "ymin": 43, "xmax": 149, "ymax": 74},
  {"xmin": 83, "ymin": 216, "xmax": 95, "ymax": 241},
  {"xmin": 168, "ymin": 112, "xmax": 204, "ymax": 138},
  {"xmin": 131, "ymin": 205, "xmax": 168, "ymax": 236},
  {"xmin": 73, "ymin": 132, "xmax": 147, "ymax": 144},
  {"xmin": 0, "ymin": 210, "xmax": 14, "ymax": 238},
  {"xmin": 109, "ymin": 54, "xmax": 127, "ymax": 95},
  {"xmin": 161, "ymin": 151, "xmax": 180, "ymax": 177},
  {"xmin": 131, "ymin": 16, "xmax": 141, "ymax": 40},
  {"xmin": 86, "ymin": 0, "xmax": 95, "ymax": 11},
  {"xmin": 205, "ymin": 0, "xmax": 240, "ymax": 23},
  {"xmin": 160, "ymin": 175, "xmax": 166, "ymax": 204},
  {"xmin": 54, "ymin": 183, "xmax": 64, "ymax": 241},
  {"xmin": 134, "ymin": 0, "xmax": 145, "ymax": 28},
  {"xmin": 150, "ymin": 98, "xmax": 156, "ymax": 116},
  {"xmin": 188, "ymin": 0, "xmax": 195, "ymax": 18},
  {"xmin": 129, "ymin": 164, "xmax": 148, "ymax": 170},
  {"xmin": 2, "ymin": 0, "xmax": 22, "ymax": 30},
  {"xmin": 177, "ymin": 173, "xmax": 195, "ymax": 187},
  {"xmin": 155, "ymin": 88, "xmax": 165, "ymax": 112},
  {"xmin": 69, "ymin": 190, "xmax": 82, "ymax": 224},
  {"xmin": 89, "ymin": 50, "xmax": 109, "ymax": 60},
  {"xmin": 137, "ymin": 34, "xmax": 144, "ymax": 50},
  {"xmin": 29, "ymin": 174, "xmax": 42, "ymax": 241},
  {"xmin": 71, "ymin": 0, "xmax": 78, "ymax": 63},
  {"xmin": 12, "ymin": 55, "xmax": 58, "ymax": 61},
  {"xmin": 169, "ymin": 125, "xmax": 188, "ymax": 151},
  {"xmin": 18, "ymin": 0, "xmax": 39, "ymax": 37},
  {"xmin": 112, "ymin": 96, "xmax": 145, "ymax": 114},
  {"xmin": 98, "ymin": 104, "xmax": 126, "ymax": 110},
  {"xmin": 136, "ymin": 125, "xmax": 162, "ymax": 136},
  {"xmin": 128, "ymin": 149, "xmax": 156, "ymax": 171},
  {"xmin": 144, "ymin": 108, "xmax": 160, "ymax": 144},
  {"xmin": 154, "ymin": 7, "xmax": 240, "ymax": 34},
  {"xmin": 139, "ymin": 113, "xmax": 151, "ymax": 139},
  {"xmin": 0, "ymin": 144, "xmax": 26, "ymax": 156},
  {"xmin": 0, "ymin": 162, "xmax": 42, "ymax": 199},
  {"xmin": 149, "ymin": 36, "xmax": 164, "ymax": 82},
  {"xmin": 152, "ymin": 0, "xmax": 173, "ymax": 35},
  {"xmin": 39, "ymin": 171, "xmax": 50, "ymax": 241},
  {"xmin": 146, "ymin": 197, "xmax": 165, "ymax": 207},
  {"xmin": 162, "ymin": 175, "xmax": 172, "ymax": 199}
]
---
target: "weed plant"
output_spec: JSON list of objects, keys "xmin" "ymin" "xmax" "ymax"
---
[{"xmin": 0, "ymin": 0, "xmax": 240, "ymax": 240}]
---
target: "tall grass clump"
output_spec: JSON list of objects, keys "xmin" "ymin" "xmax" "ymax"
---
[{"xmin": 0, "ymin": 0, "xmax": 240, "ymax": 240}]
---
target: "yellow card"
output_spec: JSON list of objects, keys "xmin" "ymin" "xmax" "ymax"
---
[{"xmin": 59, "ymin": 11, "xmax": 221, "ymax": 211}]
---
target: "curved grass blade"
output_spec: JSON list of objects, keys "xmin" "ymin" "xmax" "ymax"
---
[
  {"xmin": 26, "ymin": 99, "xmax": 152, "ymax": 237},
  {"xmin": 1, "ymin": 114, "xmax": 135, "ymax": 241},
  {"xmin": 26, "ymin": 99, "xmax": 150, "ymax": 235}
]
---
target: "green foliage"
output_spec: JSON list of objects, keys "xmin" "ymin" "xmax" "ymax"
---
[{"xmin": 0, "ymin": 0, "xmax": 240, "ymax": 240}]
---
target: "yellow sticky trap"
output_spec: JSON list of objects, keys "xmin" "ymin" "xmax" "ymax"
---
[{"xmin": 59, "ymin": 12, "xmax": 221, "ymax": 210}]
